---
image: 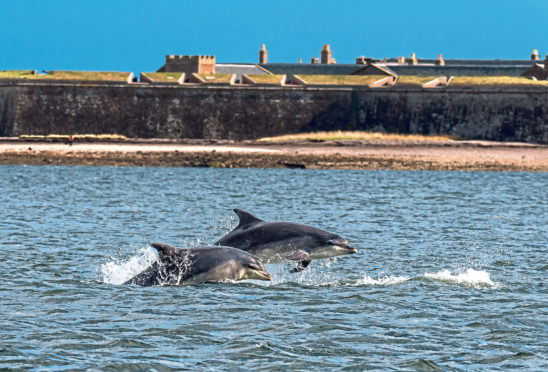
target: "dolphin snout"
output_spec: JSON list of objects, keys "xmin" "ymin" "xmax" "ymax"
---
[
  {"xmin": 256, "ymin": 270, "xmax": 272, "ymax": 281},
  {"xmin": 347, "ymin": 246, "xmax": 358, "ymax": 254},
  {"xmin": 248, "ymin": 261, "xmax": 272, "ymax": 281}
]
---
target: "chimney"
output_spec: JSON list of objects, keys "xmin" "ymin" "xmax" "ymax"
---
[
  {"xmin": 321, "ymin": 44, "xmax": 332, "ymax": 64},
  {"xmin": 311, "ymin": 57, "xmax": 319, "ymax": 64},
  {"xmin": 408, "ymin": 52, "xmax": 418, "ymax": 65},
  {"xmin": 531, "ymin": 49, "xmax": 540, "ymax": 61},
  {"xmin": 397, "ymin": 56, "xmax": 405, "ymax": 64},
  {"xmin": 435, "ymin": 53, "xmax": 445, "ymax": 66},
  {"xmin": 259, "ymin": 44, "xmax": 268, "ymax": 64},
  {"xmin": 356, "ymin": 56, "xmax": 366, "ymax": 64}
]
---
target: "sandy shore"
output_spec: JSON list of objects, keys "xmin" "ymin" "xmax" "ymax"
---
[{"xmin": 0, "ymin": 139, "xmax": 546, "ymax": 171}]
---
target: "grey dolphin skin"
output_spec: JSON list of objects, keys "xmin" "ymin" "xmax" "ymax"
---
[
  {"xmin": 216, "ymin": 209, "xmax": 357, "ymax": 272},
  {"xmin": 124, "ymin": 243, "xmax": 272, "ymax": 286}
]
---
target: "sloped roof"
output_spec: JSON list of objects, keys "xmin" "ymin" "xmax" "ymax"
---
[
  {"xmin": 520, "ymin": 63, "xmax": 546, "ymax": 80},
  {"xmin": 259, "ymin": 63, "xmax": 361, "ymax": 75},
  {"xmin": 384, "ymin": 65, "xmax": 528, "ymax": 76},
  {"xmin": 215, "ymin": 64, "xmax": 269, "ymax": 76},
  {"xmin": 351, "ymin": 63, "xmax": 397, "ymax": 77}
]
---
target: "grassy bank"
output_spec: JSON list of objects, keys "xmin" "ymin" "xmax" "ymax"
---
[{"xmin": 258, "ymin": 131, "xmax": 458, "ymax": 142}]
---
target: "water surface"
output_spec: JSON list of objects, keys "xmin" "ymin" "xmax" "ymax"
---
[{"xmin": 1, "ymin": 166, "xmax": 546, "ymax": 370}]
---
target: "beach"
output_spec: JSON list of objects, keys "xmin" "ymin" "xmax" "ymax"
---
[{"xmin": 0, "ymin": 139, "xmax": 546, "ymax": 171}]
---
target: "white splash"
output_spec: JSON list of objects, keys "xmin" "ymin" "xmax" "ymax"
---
[
  {"xmin": 101, "ymin": 246, "xmax": 158, "ymax": 285},
  {"xmin": 355, "ymin": 274, "xmax": 410, "ymax": 286},
  {"xmin": 423, "ymin": 268, "xmax": 497, "ymax": 287}
]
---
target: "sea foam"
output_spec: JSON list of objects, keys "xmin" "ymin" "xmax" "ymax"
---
[
  {"xmin": 101, "ymin": 246, "xmax": 158, "ymax": 285},
  {"xmin": 355, "ymin": 274, "xmax": 410, "ymax": 286},
  {"xmin": 423, "ymin": 268, "xmax": 497, "ymax": 287}
]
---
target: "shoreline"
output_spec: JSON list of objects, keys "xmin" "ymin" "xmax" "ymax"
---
[{"xmin": 0, "ymin": 139, "xmax": 547, "ymax": 171}]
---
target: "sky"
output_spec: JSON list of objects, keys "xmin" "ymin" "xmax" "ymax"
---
[{"xmin": 1, "ymin": 0, "xmax": 547, "ymax": 73}]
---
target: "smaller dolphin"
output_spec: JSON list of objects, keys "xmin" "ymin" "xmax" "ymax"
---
[
  {"xmin": 124, "ymin": 243, "xmax": 272, "ymax": 286},
  {"xmin": 216, "ymin": 209, "xmax": 357, "ymax": 272}
]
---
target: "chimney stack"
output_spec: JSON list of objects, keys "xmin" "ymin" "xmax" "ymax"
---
[
  {"xmin": 259, "ymin": 44, "xmax": 268, "ymax": 64},
  {"xmin": 531, "ymin": 49, "xmax": 540, "ymax": 61},
  {"xmin": 435, "ymin": 53, "xmax": 445, "ymax": 66},
  {"xmin": 409, "ymin": 52, "xmax": 418, "ymax": 65},
  {"xmin": 321, "ymin": 44, "xmax": 333, "ymax": 64}
]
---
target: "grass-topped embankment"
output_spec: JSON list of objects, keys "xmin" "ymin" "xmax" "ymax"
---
[
  {"xmin": 6, "ymin": 71, "xmax": 132, "ymax": 82},
  {"xmin": 0, "ymin": 70, "xmax": 37, "ymax": 79},
  {"xmin": 19, "ymin": 134, "xmax": 128, "ymax": 141},
  {"xmin": 141, "ymin": 72, "xmax": 183, "ymax": 83},
  {"xmin": 295, "ymin": 75, "xmax": 385, "ymax": 85},
  {"xmin": 449, "ymin": 76, "xmax": 548, "ymax": 86},
  {"xmin": 258, "ymin": 131, "xmax": 459, "ymax": 142},
  {"xmin": 244, "ymin": 74, "xmax": 286, "ymax": 85},
  {"xmin": 197, "ymin": 74, "xmax": 234, "ymax": 84}
]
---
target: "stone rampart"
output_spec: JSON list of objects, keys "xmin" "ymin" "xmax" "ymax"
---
[{"xmin": 0, "ymin": 83, "xmax": 546, "ymax": 143}]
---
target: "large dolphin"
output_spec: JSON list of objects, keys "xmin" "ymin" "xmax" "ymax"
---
[
  {"xmin": 124, "ymin": 243, "xmax": 272, "ymax": 286},
  {"xmin": 216, "ymin": 209, "xmax": 357, "ymax": 272}
]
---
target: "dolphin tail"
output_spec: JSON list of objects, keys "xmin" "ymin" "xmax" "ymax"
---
[
  {"xmin": 290, "ymin": 260, "xmax": 311, "ymax": 273},
  {"xmin": 287, "ymin": 250, "xmax": 312, "ymax": 274}
]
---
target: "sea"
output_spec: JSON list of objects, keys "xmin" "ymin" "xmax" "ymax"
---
[{"xmin": 1, "ymin": 165, "xmax": 546, "ymax": 371}]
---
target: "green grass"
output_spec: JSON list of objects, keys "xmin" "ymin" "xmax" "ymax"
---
[
  {"xmin": 19, "ymin": 134, "xmax": 128, "ymax": 140},
  {"xmin": 9, "ymin": 71, "xmax": 131, "ymax": 81},
  {"xmin": 396, "ymin": 76, "xmax": 444, "ymax": 86},
  {"xmin": 197, "ymin": 74, "xmax": 234, "ymax": 83},
  {"xmin": 0, "ymin": 70, "xmax": 37, "ymax": 78},
  {"xmin": 296, "ymin": 75, "xmax": 384, "ymax": 85},
  {"xmin": 142, "ymin": 72, "xmax": 183, "ymax": 82},
  {"xmin": 258, "ymin": 131, "xmax": 458, "ymax": 142},
  {"xmin": 245, "ymin": 74, "xmax": 285, "ymax": 84},
  {"xmin": 450, "ymin": 76, "xmax": 548, "ymax": 86}
]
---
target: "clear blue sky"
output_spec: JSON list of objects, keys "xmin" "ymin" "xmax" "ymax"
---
[{"xmin": 1, "ymin": 0, "xmax": 547, "ymax": 73}]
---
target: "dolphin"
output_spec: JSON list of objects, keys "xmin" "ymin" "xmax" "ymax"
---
[
  {"xmin": 215, "ymin": 209, "xmax": 357, "ymax": 272},
  {"xmin": 124, "ymin": 242, "xmax": 272, "ymax": 286}
]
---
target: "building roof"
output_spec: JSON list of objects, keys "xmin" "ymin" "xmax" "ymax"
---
[
  {"xmin": 382, "ymin": 64, "xmax": 528, "ymax": 76},
  {"xmin": 382, "ymin": 58, "xmax": 535, "ymax": 66},
  {"xmin": 215, "ymin": 64, "xmax": 269, "ymax": 78},
  {"xmin": 258, "ymin": 60, "xmax": 534, "ymax": 77},
  {"xmin": 259, "ymin": 63, "xmax": 361, "ymax": 75}
]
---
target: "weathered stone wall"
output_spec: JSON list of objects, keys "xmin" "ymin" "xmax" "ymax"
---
[
  {"xmin": 0, "ymin": 83, "xmax": 547, "ymax": 143},
  {"xmin": 0, "ymin": 87, "xmax": 18, "ymax": 136}
]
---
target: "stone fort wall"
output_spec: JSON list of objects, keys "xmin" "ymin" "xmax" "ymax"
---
[{"xmin": 0, "ymin": 83, "xmax": 546, "ymax": 143}]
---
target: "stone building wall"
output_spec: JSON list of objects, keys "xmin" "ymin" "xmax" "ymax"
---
[
  {"xmin": 0, "ymin": 83, "xmax": 547, "ymax": 143},
  {"xmin": 158, "ymin": 55, "xmax": 216, "ymax": 74}
]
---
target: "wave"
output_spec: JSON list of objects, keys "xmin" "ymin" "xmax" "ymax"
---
[
  {"xmin": 423, "ymin": 268, "xmax": 497, "ymax": 287},
  {"xmin": 355, "ymin": 274, "xmax": 410, "ymax": 286},
  {"xmin": 101, "ymin": 246, "xmax": 158, "ymax": 285},
  {"xmin": 100, "ymin": 248, "xmax": 498, "ymax": 289}
]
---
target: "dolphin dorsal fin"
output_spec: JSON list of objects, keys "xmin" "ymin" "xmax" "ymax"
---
[
  {"xmin": 151, "ymin": 242, "xmax": 182, "ymax": 259},
  {"xmin": 234, "ymin": 209, "xmax": 263, "ymax": 228}
]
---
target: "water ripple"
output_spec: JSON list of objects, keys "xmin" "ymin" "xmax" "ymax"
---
[{"xmin": 0, "ymin": 166, "xmax": 546, "ymax": 370}]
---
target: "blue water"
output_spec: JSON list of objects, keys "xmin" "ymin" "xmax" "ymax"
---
[{"xmin": 1, "ymin": 165, "xmax": 546, "ymax": 370}]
